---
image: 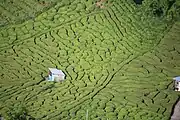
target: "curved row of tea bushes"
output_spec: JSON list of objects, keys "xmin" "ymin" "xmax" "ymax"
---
[{"xmin": 0, "ymin": 0, "xmax": 180, "ymax": 119}]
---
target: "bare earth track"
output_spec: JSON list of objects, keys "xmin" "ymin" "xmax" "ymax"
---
[{"xmin": 0, "ymin": 0, "xmax": 180, "ymax": 119}]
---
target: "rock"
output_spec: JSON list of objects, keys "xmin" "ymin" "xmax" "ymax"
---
[
  {"xmin": 0, "ymin": 116, "xmax": 4, "ymax": 120},
  {"xmin": 171, "ymin": 100, "xmax": 180, "ymax": 120}
]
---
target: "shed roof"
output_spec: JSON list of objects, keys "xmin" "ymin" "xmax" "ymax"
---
[
  {"xmin": 173, "ymin": 76, "xmax": 180, "ymax": 82},
  {"xmin": 49, "ymin": 68, "xmax": 65, "ymax": 76}
]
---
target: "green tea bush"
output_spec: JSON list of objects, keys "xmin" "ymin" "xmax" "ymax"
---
[
  {"xmin": 98, "ymin": 101, "xmax": 106, "ymax": 109},
  {"xmin": 117, "ymin": 108, "xmax": 128, "ymax": 119},
  {"xmin": 6, "ymin": 102, "xmax": 35, "ymax": 120}
]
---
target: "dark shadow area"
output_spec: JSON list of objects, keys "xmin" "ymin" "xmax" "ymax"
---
[
  {"xmin": 133, "ymin": 0, "xmax": 144, "ymax": 5},
  {"xmin": 153, "ymin": 7, "xmax": 164, "ymax": 17},
  {"xmin": 168, "ymin": 0, "xmax": 176, "ymax": 10}
]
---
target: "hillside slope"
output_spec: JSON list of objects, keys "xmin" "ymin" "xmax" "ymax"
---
[{"xmin": 0, "ymin": 0, "xmax": 180, "ymax": 119}]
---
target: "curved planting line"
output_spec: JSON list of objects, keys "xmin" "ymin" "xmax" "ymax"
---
[
  {"xmin": 0, "ymin": 0, "xmax": 178, "ymax": 119},
  {"xmin": 0, "ymin": 2, "xmax": 106, "ymax": 50},
  {"xmin": 0, "ymin": 0, "xmax": 58, "ymax": 27},
  {"xmin": 40, "ymin": 54, "xmax": 145, "ymax": 119},
  {"xmin": 41, "ymin": 21, "xmax": 174, "ymax": 118}
]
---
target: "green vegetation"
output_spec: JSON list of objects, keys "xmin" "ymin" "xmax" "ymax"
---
[
  {"xmin": 0, "ymin": 0, "xmax": 59, "ymax": 27},
  {"xmin": 139, "ymin": 0, "xmax": 180, "ymax": 21},
  {"xmin": 0, "ymin": 0, "xmax": 180, "ymax": 119},
  {"xmin": 6, "ymin": 102, "xmax": 35, "ymax": 120}
]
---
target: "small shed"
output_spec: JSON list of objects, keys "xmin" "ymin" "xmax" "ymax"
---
[
  {"xmin": 48, "ymin": 68, "xmax": 65, "ymax": 82},
  {"xmin": 173, "ymin": 76, "xmax": 180, "ymax": 91}
]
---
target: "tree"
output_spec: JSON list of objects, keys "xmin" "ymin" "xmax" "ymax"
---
[{"xmin": 141, "ymin": 0, "xmax": 180, "ymax": 21}]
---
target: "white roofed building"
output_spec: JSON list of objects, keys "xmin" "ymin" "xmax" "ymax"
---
[
  {"xmin": 173, "ymin": 76, "xmax": 180, "ymax": 91},
  {"xmin": 48, "ymin": 68, "xmax": 65, "ymax": 82}
]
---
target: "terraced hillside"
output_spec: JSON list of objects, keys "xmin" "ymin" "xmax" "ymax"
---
[
  {"xmin": 0, "ymin": 0, "xmax": 59, "ymax": 27},
  {"xmin": 0, "ymin": 0, "xmax": 180, "ymax": 119}
]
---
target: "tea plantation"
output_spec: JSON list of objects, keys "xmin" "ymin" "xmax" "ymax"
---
[{"xmin": 0, "ymin": 0, "xmax": 180, "ymax": 119}]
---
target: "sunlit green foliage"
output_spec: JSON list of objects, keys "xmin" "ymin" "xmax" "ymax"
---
[{"xmin": 0, "ymin": 0, "xmax": 180, "ymax": 120}]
